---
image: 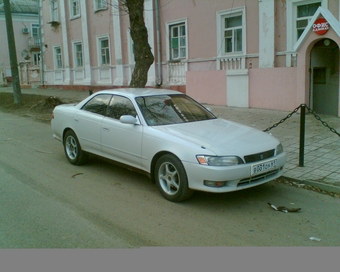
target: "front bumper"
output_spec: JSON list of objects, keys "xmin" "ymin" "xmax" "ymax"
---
[{"xmin": 183, "ymin": 152, "xmax": 287, "ymax": 193}]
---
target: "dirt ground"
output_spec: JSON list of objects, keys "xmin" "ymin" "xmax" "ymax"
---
[
  {"xmin": 0, "ymin": 93, "xmax": 69, "ymax": 123},
  {"xmin": 1, "ymin": 108, "xmax": 340, "ymax": 247}
]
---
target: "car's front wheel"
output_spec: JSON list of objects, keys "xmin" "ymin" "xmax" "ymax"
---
[
  {"xmin": 63, "ymin": 130, "xmax": 88, "ymax": 165},
  {"xmin": 154, "ymin": 154, "xmax": 193, "ymax": 202}
]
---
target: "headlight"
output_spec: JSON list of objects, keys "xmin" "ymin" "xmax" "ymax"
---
[
  {"xmin": 276, "ymin": 144, "xmax": 283, "ymax": 155},
  {"xmin": 196, "ymin": 155, "xmax": 243, "ymax": 166}
]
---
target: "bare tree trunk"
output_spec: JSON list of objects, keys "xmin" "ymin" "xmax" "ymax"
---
[{"xmin": 124, "ymin": 0, "xmax": 154, "ymax": 88}]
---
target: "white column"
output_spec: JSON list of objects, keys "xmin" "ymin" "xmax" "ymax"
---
[
  {"xmin": 259, "ymin": 0, "xmax": 275, "ymax": 68},
  {"xmin": 112, "ymin": 0, "xmax": 127, "ymax": 86},
  {"xmin": 144, "ymin": 0, "xmax": 156, "ymax": 86},
  {"xmin": 59, "ymin": 0, "xmax": 71, "ymax": 84},
  {"xmin": 80, "ymin": 1, "xmax": 91, "ymax": 85}
]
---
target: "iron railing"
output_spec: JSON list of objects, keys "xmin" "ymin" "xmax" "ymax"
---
[{"xmin": 263, "ymin": 104, "xmax": 340, "ymax": 167}]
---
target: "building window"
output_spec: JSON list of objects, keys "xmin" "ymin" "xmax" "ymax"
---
[
  {"xmin": 313, "ymin": 67, "xmax": 326, "ymax": 84},
  {"xmin": 50, "ymin": 0, "xmax": 59, "ymax": 22},
  {"xmin": 217, "ymin": 7, "xmax": 246, "ymax": 57},
  {"xmin": 73, "ymin": 42, "xmax": 83, "ymax": 67},
  {"xmin": 98, "ymin": 37, "xmax": 110, "ymax": 65},
  {"xmin": 31, "ymin": 24, "xmax": 40, "ymax": 46},
  {"xmin": 31, "ymin": 24, "xmax": 39, "ymax": 38},
  {"xmin": 32, "ymin": 52, "xmax": 40, "ymax": 66},
  {"xmin": 169, "ymin": 23, "xmax": 186, "ymax": 60},
  {"xmin": 70, "ymin": 0, "xmax": 80, "ymax": 19},
  {"xmin": 94, "ymin": 0, "xmax": 107, "ymax": 11},
  {"xmin": 296, "ymin": 2, "xmax": 321, "ymax": 39},
  {"xmin": 223, "ymin": 15, "xmax": 242, "ymax": 53},
  {"xmin": 286, "ymin": 0, "xmax": 326, "ymax": 50},
  {"xmin": 54, "ymin": 46, "xmax": 63, "ymax": 69}
]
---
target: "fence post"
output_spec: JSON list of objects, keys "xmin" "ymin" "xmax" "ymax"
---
[{"xmin": 299, "ymin": 104, "xmax": 306, "ymax": 167}]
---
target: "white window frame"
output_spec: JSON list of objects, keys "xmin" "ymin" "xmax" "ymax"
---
[
  {"xmin": 97, "ymin": 35, "xmax": 110, "ymax": 66},
  {"xmin": 286, "ymin": 0, "xmax": 328, "ymax": 51},
  {"xmin": 94, "ymin": 0, "xmax": 107, "ymax": 12},
  {"xmin": 166, "ymin": 18, "xmax": 188, "ymax": 61},
  {"xmin": 31, "ymin": 24, "xmax": 39, "ymax": 38},
  {"xmin": 296, "ymin": 2, "xmax": 322, "ymax": 39},
  {"xmin": 32, "ymin": 52, "xmax": 40, "ymax": 66},
  {"xmin": 216, "ymin": 7, "xmax": 246, "ymax": 57},
  {"xmin": 70, "ymin": 0, "xmax": 80, "ymax": 19},
  {"xmin": 50, "ymin": 0, "xmax": 59, "ymax": 22},
  {"xmin": 170, "ymin": 23, "xmax": 186, "ymax": 60},
  {"xmin": 53, "ymin": 45, "xmax": 63, "ymax": 69},
  {"xmin": 31, "ymin": 24, "xmax": 40, "ymax": 46},
  {"xmin": 73, "ymin": 41, "xmax": 83, "ymax": 68}
]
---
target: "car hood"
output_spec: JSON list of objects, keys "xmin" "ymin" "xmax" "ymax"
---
[{"xmin": 153, "ymin": 119, "xmax": 279, "ymax": 156}]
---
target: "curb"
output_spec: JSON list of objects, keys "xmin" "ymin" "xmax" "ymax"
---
[{"xmin": 282, "ymin": 176, "xmax": 340, "ymax": 196}]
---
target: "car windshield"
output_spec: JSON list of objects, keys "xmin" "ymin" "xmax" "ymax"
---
[{"xmin": 135, "ymin": 94, "xmax": 216, "ymax": 126}]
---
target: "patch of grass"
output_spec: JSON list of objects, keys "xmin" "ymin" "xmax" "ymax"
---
[{"xmin": 0, "ymin": 93, "xmax": 64, "ymax": 122}]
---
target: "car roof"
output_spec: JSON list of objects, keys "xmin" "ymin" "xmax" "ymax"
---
[{"xmin": 93, "ymin": 88, "xmax": 183, "ymax": 99}]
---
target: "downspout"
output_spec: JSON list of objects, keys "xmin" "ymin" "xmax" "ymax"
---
[
  {"xmin": 38, "ymin": 0, "xmax": 44, "ymax": 86},
  {"xmin": 155, "ymin": 0, "xmax": 162, "ymax": 86}
]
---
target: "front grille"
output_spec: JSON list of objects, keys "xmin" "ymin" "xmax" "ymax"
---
[
  {"xmin": 237, "ymin": 169, "xmax": 280, "ymax": 187},
  {"xmin": 244, "ymin": 149, "xmax": 275, "ymax": 163}
]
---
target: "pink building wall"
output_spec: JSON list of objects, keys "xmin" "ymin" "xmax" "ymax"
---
[
  {"xmin": 39, "ymin": 1, "xmax": 339, "ymax": 115},
  {"xmin": 186, "ymin": 70, "xmax": 226, "ymax": 105},
  {"xmin": 249, "ymin": 67, "xmax": 298, "ymax": 111},
  {"xmin": 187, "ymin": 68, "xmax": 299, "ymax": 111}
]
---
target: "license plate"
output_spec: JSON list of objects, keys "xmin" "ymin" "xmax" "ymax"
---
[{"xmin": 251, "ymin": 159, "xmax": 277, "ymax": 176}]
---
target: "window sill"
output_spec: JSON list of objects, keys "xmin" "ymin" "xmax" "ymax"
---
[
  {"xmin": 94, "ymin": 8, "xmax": 108, "ymax": 13},
  {"xmin": 70, "ymin": 15, "xmax": 81, "ymax": 21},
  {"xmin": 167, "ymin": 59, "xmax": 186, "ymax": 63}
]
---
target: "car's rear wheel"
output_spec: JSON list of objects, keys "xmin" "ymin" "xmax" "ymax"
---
[
  {"xmin": 154, "ymin": 154, "xmax": 193, "ymax": 202},
  {"xmin": 63, "ymin": 130, "xmax": 88, "ymax": 165}
]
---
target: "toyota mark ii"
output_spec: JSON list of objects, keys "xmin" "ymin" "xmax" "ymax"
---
[{"xmin": 51, "ymin": 88, "xmax": 287, "ymax": 202}]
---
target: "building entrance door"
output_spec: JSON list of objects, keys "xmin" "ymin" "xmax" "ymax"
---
[{"xmin": 310, "ymin": 39, "xmax": 339, "ymax": 116}]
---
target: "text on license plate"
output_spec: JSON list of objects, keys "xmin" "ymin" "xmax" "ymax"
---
[{"xmin": 251, "ymin": 159, "xmax": 277, "ymax": 176}]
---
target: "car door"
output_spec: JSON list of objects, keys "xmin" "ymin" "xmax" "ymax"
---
[
  {"xmin": 73, "ymin": 94, "xmax": 111, "ymax": 155},
  {"xmin": 101, "ymin": 95, "xmax": 143, "ymax": 169}
]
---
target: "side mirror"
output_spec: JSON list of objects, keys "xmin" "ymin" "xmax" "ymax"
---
[{"xmin": 120, "ymin": 115, "xmax": 139, "ymax": 125}]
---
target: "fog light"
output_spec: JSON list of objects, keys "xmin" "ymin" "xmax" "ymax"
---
[{"xmin": 204, "ymin": 180, "xmax": 226, "ymax": 187}]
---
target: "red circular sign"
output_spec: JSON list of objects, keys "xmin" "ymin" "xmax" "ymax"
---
[{"xmin": 313, "ymin": 18, "xmax": 329, "ymax": 35}]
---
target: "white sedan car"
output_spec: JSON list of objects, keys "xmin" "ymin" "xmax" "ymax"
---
[{"xmin": 51, "ymin": 88, "xmax": 287, "ymax": 202}]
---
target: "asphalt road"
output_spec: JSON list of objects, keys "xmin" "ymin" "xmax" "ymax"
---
[{"xmin": 0, "ymin": 111, "xmax": 339, "ymax": 248}]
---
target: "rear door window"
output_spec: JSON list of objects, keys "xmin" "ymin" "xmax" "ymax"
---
[{"xmin": 82, "ymin": 94, "xmax": 112, "ymax": 116}]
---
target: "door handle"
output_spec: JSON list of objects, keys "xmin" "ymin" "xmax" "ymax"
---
[{"xmin": 103, "ymin": 127, "xmax": 110, "ymax": 132}]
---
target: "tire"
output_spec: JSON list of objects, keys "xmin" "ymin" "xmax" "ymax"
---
[
  {"xmin": 63, "ymin": 130, "xmax": 88, "ymax": 165},
  {"xmin": 154, "ymin": 154, "xmax": 193, "ymax": 202}
]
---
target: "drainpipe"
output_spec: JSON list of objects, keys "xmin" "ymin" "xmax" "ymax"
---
[
  {"xmin": 38, "ymin": 0, "xmax": 44, "ymax": 86},
  {"xmin": 155, "ymin": 0, "xmax": 162, "ymax": 86}
]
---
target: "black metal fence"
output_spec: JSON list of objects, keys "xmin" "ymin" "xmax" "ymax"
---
[{"xmin": 263, "ymin": 104, "xmax": 340, "ymax": 167}]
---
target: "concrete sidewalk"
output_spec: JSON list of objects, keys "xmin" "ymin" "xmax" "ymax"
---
[{"xmin": 2, "ymin": 86, "xmax": 340, "ymax": 194}]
